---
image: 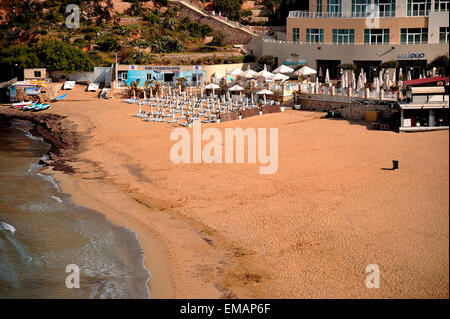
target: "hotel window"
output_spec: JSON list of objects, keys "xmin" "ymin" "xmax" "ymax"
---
[
  {"xmin": 400, "ymin": 28, "xmax": 428, "ymax": 44},
  {"xmin": 306, "ymin": 29, "xmax": 324, "ymax": 43},
  {"xmin": 34, "ymin": 71, "xmax": 42, "ymax": 78},
  {"xmin": 435, "ymin": 0, "xmax": 449, "ymax": 11},
  {"xmin": 317, "ymin": 0, "xmax": 323, "ymax": 12},
  {"xmin": 293, "ymin": 28, "xmax": 300, "ymax": 43},
  {"xmin": 352, "ymin": 0, "xmax": 371, "ymax": 17},
  {"xmin": 440, "ymin": 27, "xmax": 449, "ymax": 43},
  {"xmin": 407, "ymin": 0, "xmax": 431, "ymax": 16},
  {"xmin": 118, "ymin": 71, "xmax": 128, "ymax": 80},
  {"xmin": 332, "ymin": 29, "xmax": 355, "ymax": 44},
  {"xmin": 327, "ymin": 0, "xmax": 342, "ymax": 14},
  {"xmin": 364, "ymin": 29, "xmax": 389, "ymax": 44},
  {"xmin": 374, "ymin": 0, "xmax": 396, "ymax": 16}
]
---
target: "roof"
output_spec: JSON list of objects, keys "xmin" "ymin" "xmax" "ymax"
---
[{"xmin": 403, "ymin": 76, "xmax": 449, "ymax": 86}]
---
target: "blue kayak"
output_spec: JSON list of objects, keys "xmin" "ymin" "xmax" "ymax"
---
[
  {"xmin": 55, "ymin": 94, "xmax": 67, "ymax": 101},
  {"xmin": 31, "ymin": 104, "xmax": 51, "ymax": 112}
]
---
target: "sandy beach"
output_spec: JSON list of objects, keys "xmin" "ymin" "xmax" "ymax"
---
[{"xmin": 1, "ymin": 85, "xmax": 448, "ymax": 298}]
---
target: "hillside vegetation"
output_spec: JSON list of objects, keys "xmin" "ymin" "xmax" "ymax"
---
[{"xmin": 0, "ymin": 0, "xmax": 254, "ymax": 81}]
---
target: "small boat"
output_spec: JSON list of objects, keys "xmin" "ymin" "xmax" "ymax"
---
[
  {"xmin": 87, "ymin": 82, "xmax": 100, "ymax": 92},
  {"xmin": 22, "ymin": 103, "xmax": 42, "ymax": 111},
  {"xmin": 54, "ymin": 94, "xmax": 67, "ymax": 101},
  {"xmin": 32, "ymin": 104, "xmax": 51, "ymax": 112},
  {"xmin": 63, "ymin": 81, "xmax": 76, "ymax": 90},
  {"xmin": 11, "ymin": 101, "xmax": 33, "ymax": 109}
]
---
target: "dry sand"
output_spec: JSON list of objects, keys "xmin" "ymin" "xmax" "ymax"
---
[{"xmin": 1, "ymin": 85, "xmax": 448, "ymax": 298}]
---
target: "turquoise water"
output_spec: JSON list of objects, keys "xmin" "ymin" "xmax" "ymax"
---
[{"xmin": 0, "ymin": 119, "xmax": 150, "ymax": 299}]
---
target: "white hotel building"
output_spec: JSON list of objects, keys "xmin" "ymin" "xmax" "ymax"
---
[{"xmin": 249, "ymin": 0, "xmax": 449, "ymax": 80}]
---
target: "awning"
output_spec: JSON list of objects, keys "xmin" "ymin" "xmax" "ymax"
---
[{"xmin": 403, "ymin": 76, "xmax": 449, "ymax": 86}]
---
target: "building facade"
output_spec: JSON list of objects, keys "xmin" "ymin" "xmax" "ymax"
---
[
  {"xmin": 251, "ymin": 0, "xmax": 448, "ymax": 80},
  {"xmin": 115, "ymin": 63, "xmax": 254, "ymax": 88}
]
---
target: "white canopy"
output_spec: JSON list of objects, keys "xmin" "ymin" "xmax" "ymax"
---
[
  {"xmin": 228, "ymin": 67, "xmax": 243, "ymax": 76},
  {"xmin": 273, "ymin": 64, "xmax": 294, "ymax": 74},
  {"xmin": 228, "ymin": 84, "xmax": 244, "ymax": 91},
  {"xmin": 240, "ymin": 65, "xmax": 257, "ymax": 79},
  {"xmin": 295, "ymin": 66, "xmax": 317, "ymax": 76},
  {"xmin": 272, "ymin": 73, "xmax": 289, "ymax": 81},
  {"xmin": 255, "ymin": 65, "xmax": 275, "ymax": 79},
  {"xmin": 205, "ymin": 83, "xmax": 220, "ymax": 89},
  {"xmin": 256, "ymin": 89, "xmax": 273, "ymax": 95}
]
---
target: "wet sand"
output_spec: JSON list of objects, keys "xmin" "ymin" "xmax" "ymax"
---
[{"xmin": 1, "ymin": 85, "xmax": 448, "ymax": 298}]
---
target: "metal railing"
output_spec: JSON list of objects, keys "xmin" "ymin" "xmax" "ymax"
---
[
  {"xmin": 169, "ymin": 0, "xmax": 268, "ymax": 36},
  {"xmin": 263, "ymin": 38, "xmax": 367, "ymax": 46},
  {"xmin": 288, "ymin": 10, "xmax": 398, "ymax": 18}
]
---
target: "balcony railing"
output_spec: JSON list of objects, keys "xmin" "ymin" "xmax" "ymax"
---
[
  {"xmin": 409, "ymin": 10, "xmax": 430, "ymax": 16},
  {"xmin": 288, "ymin": 10, "xmax": 397, "ymax": 18}
]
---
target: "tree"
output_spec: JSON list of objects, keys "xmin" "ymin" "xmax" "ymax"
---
[
  {"xmin": 127, "ymin": 79, "xmax": 141, "ymax": 98},
  {"xmin": 210, "ymin": 30, "xmax": 225, "ymax": 46},
  {"xmin": 266, "ymin": 0, "xmax": 309, "ymax": 25},
  {"xmin": 176, "ymin": 77, "xmax": 187, "ymax": 91},
  {"xmin": 36, "ymin": 40, "xmax": 93, "ymax": 71},
  {"xmin": 258, "ymin": 55, "xmax": 277, "ymax": 71},
  {"xmin": 428, "ymin": 55, "xmax": 449, "ymax": 76},
  {"xmin": 212, "ymin": 0, "xmax": 241, "ymax": 21},
  {"xmin": 98, "ymin": 36, "xmax": 121, "ymax": 52},
  {"xmin": 0, "ymin": 40, "xmax": 93, "ymax": 77}
]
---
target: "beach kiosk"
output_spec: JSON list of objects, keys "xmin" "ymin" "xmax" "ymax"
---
[{"xmin": 398, "ymin": 77, "xmax": 449, "ymax": 132}]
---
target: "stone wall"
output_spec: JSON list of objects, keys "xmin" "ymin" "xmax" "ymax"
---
[
  {"xmin": 15, "ymin": 83, "xmax": 61, "ymax": 103},
  {"xmin": 297, "ymin": 97, "xmax": 396, "ymax": 121},
  {"xmin": 171, "ymin": 3, "xmax": 253, "ymax": 45},
  {"xmin": 220, "ymin": 112, "xmax": 240, "ymax": 122}
]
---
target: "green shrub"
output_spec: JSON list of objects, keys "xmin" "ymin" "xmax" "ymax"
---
[
  {"xmin": 150, "ymin": 36, "xmax": 184, "ymax": 53},
  {"xmin": 338, "ymin": 63, "xmax": 356, "ymax": 71},
  {"xmin": 98, "ymin": 36, "xmax": 121, "ymax": 52},
  {"xmin": 210, "ymin": 31, "xmax": 225, "ymax": 46}
]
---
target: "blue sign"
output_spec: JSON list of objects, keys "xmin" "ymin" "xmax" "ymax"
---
[
  {"xmin": 9, "ymin": 85, "xmax": 16, "ymax": 102},
  {"xmin": 397, "ymin": 52, "xmax": 425, "ymax": 60},
  {"xmin": 25, "ymin": 87, "xmax": 41, "ymax": 95}
]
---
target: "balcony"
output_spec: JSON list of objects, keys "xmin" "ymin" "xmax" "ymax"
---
[{"xmin": 288, "ymin": 10, "xmax": 397, "ymax": 18}]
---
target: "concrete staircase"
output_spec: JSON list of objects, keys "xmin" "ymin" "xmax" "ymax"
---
[{"xmin": 169, "ymin": 0, "xmax": 262, "ymax": 37}]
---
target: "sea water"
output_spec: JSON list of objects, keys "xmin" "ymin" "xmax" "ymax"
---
[{"xmin": 0, "ymin": 119, "xmax": 150, "ymax": 299}]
